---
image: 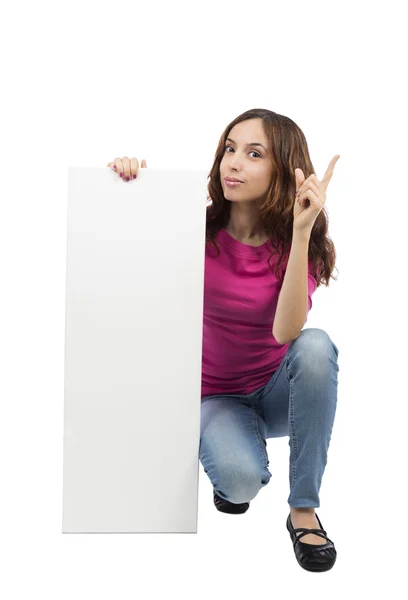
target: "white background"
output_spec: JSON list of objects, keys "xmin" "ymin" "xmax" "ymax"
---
[{"xmin": 1, "ymin": 0, "xmax": 407, "ymax": 596}]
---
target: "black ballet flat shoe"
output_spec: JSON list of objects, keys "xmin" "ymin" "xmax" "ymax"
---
[
  {"xmin": 213, "ymin": 489, "xmax": 250, "ymax": 514},
  {"xmin": 286, "ymin": 512, "xmax": 337, "ymax": 572}
]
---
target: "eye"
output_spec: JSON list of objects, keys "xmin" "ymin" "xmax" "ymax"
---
[{"xmin": 225, "ymin": 145, "xmax": 261, "ymax": 158}]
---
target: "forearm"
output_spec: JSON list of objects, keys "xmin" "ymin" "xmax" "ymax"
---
[{"xmin": 272, "ymin": 229, "xmax": 311, "ymax": 344}]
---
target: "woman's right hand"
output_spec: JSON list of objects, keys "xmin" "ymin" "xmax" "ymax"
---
[{"xmin": 106, "ymin": 157, "xmax": 147, "ymax": 181}]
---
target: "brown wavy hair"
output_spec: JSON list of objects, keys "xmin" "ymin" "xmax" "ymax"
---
[{"xmin": 205, "ymin": 108, "xmax": 338, "ymax": 288}]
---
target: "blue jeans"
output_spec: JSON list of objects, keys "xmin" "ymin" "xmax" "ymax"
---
[{"xmin": 199, "ymin": 328, "xmax": 339, "ymax": 508}]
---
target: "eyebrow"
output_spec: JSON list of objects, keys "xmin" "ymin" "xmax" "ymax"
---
[{"xmin": 226, "ymin": 137, "xmax": 267, "ymax": 151}]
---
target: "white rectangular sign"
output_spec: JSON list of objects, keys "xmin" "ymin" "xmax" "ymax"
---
[{"xmin": 62, "ymin": 167, "xmax": 208, "ymax": 533}]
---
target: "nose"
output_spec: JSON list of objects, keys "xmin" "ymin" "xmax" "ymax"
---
[{"xmin": 226, "ymin": 154, "xmax": 243, "ymax": 172}]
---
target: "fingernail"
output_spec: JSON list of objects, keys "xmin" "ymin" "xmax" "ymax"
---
[
  {"xmin": 133, "ymin": 174, "xmax": 136, "ymax": 179},
  {"xmin": 126, "ymin": 176, "xmax": 130, "ymax": 181},
  {"xmin": 120, "ymin": 173, "xmax": 123, "ymax": 177},
  {"xmin": 113, "ymin": 165, "xmax": 117, "ymax": 169}
]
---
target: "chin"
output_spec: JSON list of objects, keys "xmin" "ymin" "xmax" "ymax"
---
[{"xmin": 224, "ymin": 191, "xmax": 244, "ymax": 198}]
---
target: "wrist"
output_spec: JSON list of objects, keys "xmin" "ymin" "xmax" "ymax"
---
[{"xmin": 292, "ymin": 227, "xmax": 311, "ymax": 242}]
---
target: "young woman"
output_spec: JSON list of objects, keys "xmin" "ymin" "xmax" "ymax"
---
[{"xmin": 107, "ymin": 108, "xmax": 340, "ymax": 573}]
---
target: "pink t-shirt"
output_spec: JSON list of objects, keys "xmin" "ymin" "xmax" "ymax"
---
[{"xmin": 201, "ymin": 227, "xmax": 318, "ymax": 398}]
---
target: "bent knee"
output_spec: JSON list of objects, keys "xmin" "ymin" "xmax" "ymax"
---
[{"xmin": 215, "ymin": 465, "xmax": 271, "ymax": 504}]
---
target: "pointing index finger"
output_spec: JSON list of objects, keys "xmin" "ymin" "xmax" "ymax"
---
[{"xmin": 321, "ymin": 154, "xmax": 340, "ymax": 189}]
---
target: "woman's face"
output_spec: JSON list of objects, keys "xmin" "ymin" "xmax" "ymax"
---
[{"xmin": 220, "ymin": 118, "xmax": 274, "ymax": 204}]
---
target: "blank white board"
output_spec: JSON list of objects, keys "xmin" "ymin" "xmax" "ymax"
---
[{"xmin": 62, "ymin": 167, "xmax": 208, "ymax": 533}]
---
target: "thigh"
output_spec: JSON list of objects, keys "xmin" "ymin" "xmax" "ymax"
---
[
  {"xmin": 251, "ymin": 353, "xmax": 291, "ymax": 439},
  {"xmin": 199, "ymin": 395, "xmax": 270, "ymax": 484}
]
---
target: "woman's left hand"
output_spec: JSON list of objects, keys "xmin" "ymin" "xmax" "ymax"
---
[{"xmin": 293, "ymin": 155, "xmax": 340, "ymax": 236}]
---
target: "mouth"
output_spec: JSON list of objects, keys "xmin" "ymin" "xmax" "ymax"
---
[
  {"xmin": 225, "ymin": 177, "xmax": 243, "ymax": 182},
  {"xmin": 224, "ymin": 177, "xmax": 244, "ymax": 187}
]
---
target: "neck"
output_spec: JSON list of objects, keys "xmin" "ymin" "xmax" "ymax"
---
[{"xmin": 226, "ymin": 204, "xmax": 267, "ymax": 243}]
